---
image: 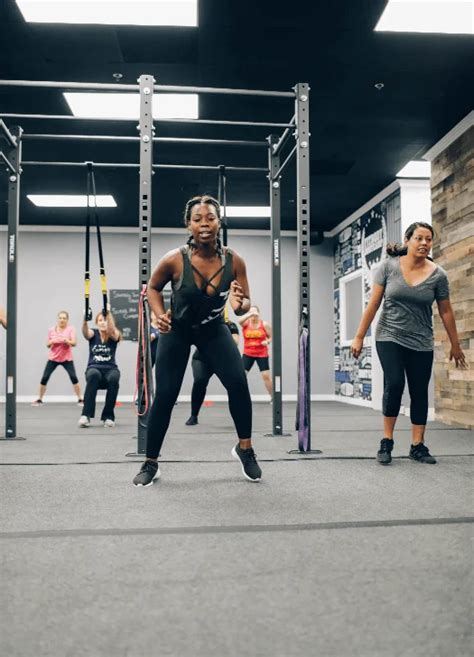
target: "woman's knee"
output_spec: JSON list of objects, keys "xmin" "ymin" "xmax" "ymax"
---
[
  {"xmin": 223, "ymin": 372, "xmax": 249, "ymax": 394},
  {"xmin": 86, "ymin": 369, "xmax": 101, "ymax": 383},
  {"xmin": 108, "ymin": 370, "xmax": 121, "ymax": 385},
  {"xmin": 154, "ymin": 384, "xmax": 180, "ymax": 408},
  {"xmin": 385, "ymin": 378, "xmax": 405, "ymax": 399}
]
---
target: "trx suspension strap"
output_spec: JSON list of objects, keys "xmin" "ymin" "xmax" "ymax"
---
[
  {"xmin": 295, "ymin": 319, "xmax": 310, "ymax": 451},
  {"xmin": 218, "ymin": 165, "xmax": 228, "ymax": 247},
  {"xmin": 293, "ymin": 309, "xmax": 320, "ymax": 454},
  {"xmin": 85, "ymin": 162, "xmax": 108, "ymax": 320},
  {"xmin": 135, "ymin": 285, "xmax": 154, "ymax": 417}
]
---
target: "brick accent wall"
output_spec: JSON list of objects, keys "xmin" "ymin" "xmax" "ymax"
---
[{"xmin": 431, "ymin": 127, "xmax": 474, "ymax": 428}]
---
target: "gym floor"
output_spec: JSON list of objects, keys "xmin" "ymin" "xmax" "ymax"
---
[{"xmin": 1, "ymin": 401, "xmax": 472, "ymax": 657}]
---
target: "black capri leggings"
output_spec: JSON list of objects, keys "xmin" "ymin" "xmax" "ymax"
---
[
  {"xmin": 376, "ymin": 341, "xmax": 434, "ymax": 425},
  {"xmin": 146, "ymin": 321, "xmax": 252, "ymax": 459},
  {"xmin": 191, "ymin": 357, "xmax": 213, "ymax": 417},
  {"xmin": 40, "ymin": 359, "xmax": 79, "ymax": 386}
]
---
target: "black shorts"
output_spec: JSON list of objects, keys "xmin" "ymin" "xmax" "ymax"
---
[{"xmin": 242, "ymin": 355, "xmax": 269, "ymax": 372}]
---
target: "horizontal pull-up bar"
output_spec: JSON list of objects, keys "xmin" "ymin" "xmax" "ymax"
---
[
  {"xmin": 22, "ymin": 160, "xmax": 268, "ymax": 173},
  {"xmin": 272, "ymin": 144, "xmax": 297, "ymax": 180},
  {"xmin": 153, "ymin": 84, "xmax": 295, "ymax": 98},
  {"xmin": 22, "ymin": 134, "xmax": 268, "ymax": 147},
  {"xmin": 0, "ymin": 113, "xmax": 292, "ymax": 129},
  {"xmin": 0, "ymin": 119, "xmax": 17, "ymax": 148},
  {"xmin": 0, "ymin": 79, "xmax": 295, "ymax": 98},
  {"xmin": 0, "ymin": 150, "xmax": 16, "ymax": 174},
  {"xmin": 0, "ymin": 79, "xmax": 138, "ymax": 91}
]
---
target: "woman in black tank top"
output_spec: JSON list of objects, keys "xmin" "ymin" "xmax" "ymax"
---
[{"xmin": 133, "ymin": 195, "xmax": 262, "ymax": 487}]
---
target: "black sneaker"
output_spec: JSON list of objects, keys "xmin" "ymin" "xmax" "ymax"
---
[
  {"xmin": 231, "ymin": 444, "xmax": 262, "ymax": 482},
  {"xmin": 31, "ymin": 399, "xmax": 43, "ymax": 407},
  {"xmin": 377, "ymin": 438, "xmax": 394, "ymax": 465},
  {"xmin": 185, "ymin": 415, "xmax": 198, "ymax": 426},
  {"xmin": 133, "ymin": 460, "xmax": 161, "ymax": 487},
  {"xmin": 409, "ymin": 443, "xmax": 437, "ymax": 464}
]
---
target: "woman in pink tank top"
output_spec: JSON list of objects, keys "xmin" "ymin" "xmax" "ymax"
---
[{"xmin": 31, "ymin": 310, "xmax": 82, "ymax": 406}]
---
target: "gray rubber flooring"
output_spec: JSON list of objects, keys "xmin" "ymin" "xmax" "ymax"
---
[{"xmin": 0, "ymin": 401, "xmax": 472, "ymax": 657}]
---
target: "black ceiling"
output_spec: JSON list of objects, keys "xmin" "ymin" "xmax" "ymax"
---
[{"xmin": 0, "ymin": 0, "xmax": 473, "ymax": 231}]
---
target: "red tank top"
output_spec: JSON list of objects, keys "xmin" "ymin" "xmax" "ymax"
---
[{"xmin": 243, "ymin": 320, "xmax": 268, "ymax": 357}]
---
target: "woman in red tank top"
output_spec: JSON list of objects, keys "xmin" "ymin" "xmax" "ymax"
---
[{"xmin": 240, "ymin": 305, "xmax": 272, "ymax": 397}]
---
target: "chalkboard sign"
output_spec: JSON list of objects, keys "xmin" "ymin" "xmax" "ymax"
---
[
  {"xmin": 110, "ymin": 288, "xmax": 171, "ymax": 342},
  {"xmin": 110, "ymin": 289, "xmax": 140, "ymax": 341}
]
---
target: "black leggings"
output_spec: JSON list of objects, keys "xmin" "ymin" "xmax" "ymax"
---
[
  {"xmin": 40, "ymin": 360, "xmax": 79, "ymax": 386},
  {"xmin": 376, "ymin": 341, "xmax": 433, "ymax": 425},
  {"xmin": 146, "ymin": 321, "xmax": 252, "ymax": 459},
  {"xmin": 191, "ymin": 357, "xmax": 213, "ymax": 417},
  {"xmin": 82, "ymin": 367, "xmax": 120, "ymax": 421}
]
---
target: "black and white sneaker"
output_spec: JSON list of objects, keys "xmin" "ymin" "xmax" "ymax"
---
[
  {"xmin": 409, "ymin": 443, "xmax": 437, "ymax": 464},
  {"xmin": 231, "ymin": 444, "xmax": 262, "ymax": 482},
  {"xmin": 377, "ymin": 438, "xmax": 394, "ymax": 465},
  {"xmin": 133, "ymin": 460, "xmax": 160, "ymax": 487},
  {"xmin": 185, "ymin": 415, "xmax": 198, "ymax": 426},
  {"xmin": 31, "ymin": 399, "xmax": 44, "ymax": 407}
]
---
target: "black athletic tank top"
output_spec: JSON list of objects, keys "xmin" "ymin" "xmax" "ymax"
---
[{"xmin": 171, "ymin": 246, "xmax": 235, "ymax": 329}]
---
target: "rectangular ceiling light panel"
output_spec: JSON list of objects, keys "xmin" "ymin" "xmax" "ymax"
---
[
  {"xmin": 225, "ymin": 207, "xmax": 271, "ymax": 218},
  {"xmin": 16, "ymin": 0, "xmax": 198, "ymax": 26},
  {"xmin": 64, "ymin": 93, "xmax": 199, "ymax": 120},
  {"xmin": 396, "ymin": 161, "xmax": 431, "ymax": 178},
  {"xmin": 28, "ymin": 195, "xmax": 117, "ymax": 207},
  {"xmin": 375, "ymin": 0, "xmax": 474, "ymax": 34}
]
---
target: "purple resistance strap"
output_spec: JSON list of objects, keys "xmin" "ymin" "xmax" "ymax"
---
[{"xmin": 297, "ymin": 327, "xmax": 310, "ymax": 452}]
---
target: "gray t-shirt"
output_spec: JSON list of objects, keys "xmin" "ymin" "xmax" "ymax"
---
[{"xmin": 374, "ymin": 257, "xmax": 449, "ymax": 351}]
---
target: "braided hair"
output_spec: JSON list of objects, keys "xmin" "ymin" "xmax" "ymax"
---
[
  {"xmin": 184, "ymin": 194, "xmax": 224, "ymax": 257},
  {"xmin": 386, "ymin": 221, "xmax": 434, "ymax": 257}
]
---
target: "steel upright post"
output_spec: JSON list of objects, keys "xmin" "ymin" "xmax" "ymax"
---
[
  {"xmin": 3, "ymin": 128, "xmax": 25, "ymax": 441},
  {"xmin": 268, "ymin": 135, "xmax": 284, "ymax": 435},
  {"xmin": 136, "ymin": 75, "xmax": 155, "ymax": 455},
  {"xmin": 295, "ymin": 83, "xmax": 312, "ymax": 449}
]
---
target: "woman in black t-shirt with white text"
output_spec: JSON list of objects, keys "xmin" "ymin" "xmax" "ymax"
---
[{"xmin": 79, "ymin": 311, "xmax": 121, "ymax": 428}]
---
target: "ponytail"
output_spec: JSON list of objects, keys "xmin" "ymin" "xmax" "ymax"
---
[{"xmin": 386, "ymin": 243, "xmax": 408, "ymax": 257}]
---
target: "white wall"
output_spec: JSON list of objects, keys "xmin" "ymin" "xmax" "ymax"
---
[
  {"xmin": 399, "ymin": 179, "xmax": 432, "ymax": 231},
  {"xmin": 1, "ymin": 228, "xmax": 334, "ymax": 401}
]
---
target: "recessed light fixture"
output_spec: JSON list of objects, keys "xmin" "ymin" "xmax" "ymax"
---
[
  {"xmin": 224, "ymin": 207, "xmax": 271, "ymax": 218},
  {"xmin": 374, "ymin": 82, "xmax": 385, "ymax": 90},
  {"xmin": 396, "ymin": 161, "xmax": 431, "ymax": 178},
  {"xmin": 15, "ymin": 0, "xmax": 198, "ymax": 27},
  {"xmin": 27, "ymin": 195, "xmax": 117, "ymax": 207},
  {"xmin": 64, "ymin": 92, "xmax": 199, "ymax": 120},
  {"xmin": 375, "ymin": 0, "xmax": 473, "ymax": 35}
]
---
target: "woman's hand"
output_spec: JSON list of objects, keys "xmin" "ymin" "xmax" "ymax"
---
[
  {"xmin": 157, "ymin": 309, "xmax": 172, "ymax": 334},
  {"xmin": 351, "ymin": 336, "xmax": 364, "ymax": 359},
  {"xmin": 229, "ymin": 280, "xmax": 245, "ymax": 312},
  {"xmin": 450, "ymin": 344, "xmax": 467, "ymax": 369}
]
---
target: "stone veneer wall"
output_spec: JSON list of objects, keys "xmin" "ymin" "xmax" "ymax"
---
[{"xmin": 431, "ymin": 127, "xmax": 473, "ymax": 428}]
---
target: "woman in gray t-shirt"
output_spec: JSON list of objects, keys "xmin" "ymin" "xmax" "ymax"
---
[{"xmin": 351, "ymin": 221, "xmax": 466, "ymax": 465}]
